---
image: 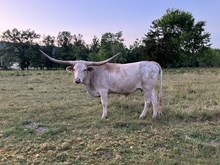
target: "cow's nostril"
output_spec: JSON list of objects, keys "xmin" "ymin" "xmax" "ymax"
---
[{"xmin": 75, "ymin": 78, "xmax": 81, "ymax": 84}]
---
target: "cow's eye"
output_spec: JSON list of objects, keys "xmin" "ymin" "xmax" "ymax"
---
[{"xmin": 83, "ymin": 69, "xmax": 87, "ymax": 72}]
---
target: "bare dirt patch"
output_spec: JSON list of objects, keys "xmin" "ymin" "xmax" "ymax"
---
[{"xmin": 24, "ymin": 122, "xmax": 48, "ymax": 134}]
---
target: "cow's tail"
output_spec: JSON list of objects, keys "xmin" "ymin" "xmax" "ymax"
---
[{"xmin": 157, "ymin": 63, "xmax": 163, "ymax": 115}]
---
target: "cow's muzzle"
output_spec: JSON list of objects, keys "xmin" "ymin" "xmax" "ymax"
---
[{"xmin": 75, "ymin": 78, "xmax": 81, "ymax": 84}]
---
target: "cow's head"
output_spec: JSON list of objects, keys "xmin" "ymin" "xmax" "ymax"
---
[
  {"xmin": 65, "ymin": 62, "xmax": 95, "ymax": 84},
  {"xmin": 39, "ymin": 50, "xmax": 120, "ymax": 84}
]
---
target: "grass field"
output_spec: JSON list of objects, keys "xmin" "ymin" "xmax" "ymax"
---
[{"xmin": 0, "ymin": 68, "xmax": 220, "ymax": 164}]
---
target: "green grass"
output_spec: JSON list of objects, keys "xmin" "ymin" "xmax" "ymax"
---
[{"xmin": 0, "ymin": 68, "xmax": 220, "ymax": 164}]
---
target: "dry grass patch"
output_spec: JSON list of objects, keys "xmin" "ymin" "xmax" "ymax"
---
[{"xmin": 0, "ymin": 68, "xmax": 219, "ymax": 164}]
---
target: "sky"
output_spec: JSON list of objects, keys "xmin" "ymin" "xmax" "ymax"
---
[{"xmin": 0, "ymin": 0, "xmax": 220, "ymax": 48}]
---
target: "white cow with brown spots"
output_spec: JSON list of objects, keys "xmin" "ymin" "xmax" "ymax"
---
[{"xmin": 40, "ymin": 50, "xmax": 163, "ymax": 119}]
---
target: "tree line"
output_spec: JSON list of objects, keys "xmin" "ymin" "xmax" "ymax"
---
[{"xmin": 0, "ymin": 9, "xmax": 220, "ymax": 70}]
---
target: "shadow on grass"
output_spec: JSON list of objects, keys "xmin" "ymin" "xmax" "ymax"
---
[
  {"xmin": 87, "ymin": 99, "xmax": 220, "ymax": 132},
  {"xmin": 161, "ymin": 107, "xmax": 220, "ymax": 124}
]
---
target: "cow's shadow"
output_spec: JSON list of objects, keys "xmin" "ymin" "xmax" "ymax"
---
[{"xmin": 105, "ymin": 98, "xmax": 220, "ymax": 126}]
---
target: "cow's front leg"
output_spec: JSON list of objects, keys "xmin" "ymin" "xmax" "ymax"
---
[{"xmin": 100, "ymin": 90, "xmax": 108, "ymax": 119}]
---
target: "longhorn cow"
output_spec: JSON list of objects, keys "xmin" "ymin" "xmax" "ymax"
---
[{"xmin": 39, "ymin": 50, "xmax": 163, "ymax": 119}]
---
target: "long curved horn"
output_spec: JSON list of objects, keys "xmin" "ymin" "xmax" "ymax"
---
[
  {"xmin": 86, "ymin": 53, "xmax": 121, "ymax": 66},
  {"xmin": 39, "ymin": 50, "xmax": 76, "ymax": 65}
]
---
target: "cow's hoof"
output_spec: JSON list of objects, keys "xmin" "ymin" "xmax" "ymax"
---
[
  {"xmin": 158, "ymin": 111, "xmax": 162, "ymax": 116},
  {"xmin": 101, "ymin": 115, "xmax": 108, "ymax": 119},
  {"xmin": 157, "ymin": 107, "xmax": 162, "ymax": 116},
  {"xmin": 139, "ymin": 114, "xmax": 146, "ymax": 119},
  {"xmin": 152, "ymin": 114, "xmax": 158, "ymax": 119}
]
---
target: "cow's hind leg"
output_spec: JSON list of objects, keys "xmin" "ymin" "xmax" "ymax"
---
[
  {"xmin": 151, "ymin": 88, "xmax": 158, "ymax": 118},
  {"xmin": 139, "ymin": 91, "xmax": 151, "ymax": 119}
]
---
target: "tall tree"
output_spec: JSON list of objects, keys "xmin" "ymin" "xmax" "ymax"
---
[
  {"xmin": 72, "ymin": 34, "xmax": 89, "ymax": 60},
  {"xmin": 88, "ymin": 36, "xmax": 100, "ymax": 61},
  {"xmin": 0, "ymin": 41, "xmax": 17, "ymax": 69},
  {"xmin": 41, "ymin": 35, "xmax": 56, "ymax": 69},
  {"xmin": 1, "ymin": 28, "xmax": 40, "ymax": 69},
  {"xmin": 57, "ymin": 31, "xmax": 73, "ymax": 49},
  {"xmin": 42, "ymin": 35, "xmax": 55, "ymax": 47},
  {"xmin": 127, "ymin": 39, "xmax": 144, "ymax": 63},
  {"xmin": 98, "ymin": 31, "xmax": 127, "ymax": 63},
  {"xmin": 143, "ymin": 9, "xmax": 211, "ymax": 67},
  {"xmin": 56, "ymin": 31, "xmax": 74, "ymax": 63}
]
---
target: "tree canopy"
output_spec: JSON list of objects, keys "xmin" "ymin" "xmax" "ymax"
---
[
  {"xmin": 0, "ymin": 8, "xmax": 219, "ymax": 69},
  {"xmin": 143, "ymin": 9, "xmax": 212, "ymax": 67},
  {"xmin": 1, "ymin": 29, "xmax": 40, "ymax": 69}
]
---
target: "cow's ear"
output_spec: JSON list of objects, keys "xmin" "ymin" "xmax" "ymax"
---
[
  {"xmin": 87, "ymin": 67, "xmax": 95, "ymax": 72},
  {"xmin": 66, "ymin": 66, "xmax": 74, "ymax": 72}
]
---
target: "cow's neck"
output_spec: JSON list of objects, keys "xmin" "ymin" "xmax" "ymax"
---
[{"xmin": 82, "ymin": 74, "xmax": 100, "ymax": 97}]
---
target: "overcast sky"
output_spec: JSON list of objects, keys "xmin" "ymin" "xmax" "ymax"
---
[{"xmin": 0, "ymin": 0, "xmax": 219, "ymax": 48}]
